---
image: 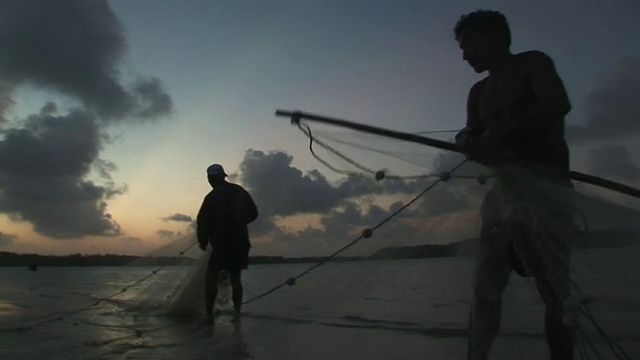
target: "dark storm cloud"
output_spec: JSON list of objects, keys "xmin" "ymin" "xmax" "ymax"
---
[
  {"xmin": 238, "ymin": 149, "xmax": 380, "ymax": 218},
  {"xmin": 0, "ymin": 112, "xmax": 101, "ymax": 177},
  {"xmin": 238, "ymin": 149, "xmax": 452, "ymax": 220},
  {"xmin": 162, "ymin": 213, "xmax": 193, "ymax": 223},
  {"xmin": 239, "ymin": 149, "xmax": 485, "ymax": 251},
  {"xmin": 319, "ymin": 202, "xmax": 391, "ymax": 241},
  {"xmin": 236, "ymin": 149, "xmax": 349, "ymax": 238},
  {"xmin": 0, "ymin": 0, "xmax": 174, "ymax": 240},
  {"xmin": 0, "ymin": 0, "xmax": 173, "ymax": 122},
  {"xmin": 238, "ymin": 148, "xmax": 429, "ymax": 239},
  {"xmin": 0, "ymin": 111, "xmax": 123, "ymax": 238},
  {"xmin": 39, "ymin": 102, "xmax": 58, "ymax": 117},
  {"xmin": 0, "ymin": 83, "xmax": 15, "ymax": 122},
  {"xmin": 251, "ymin": 201, "xmax": 394, "ymax": 256},
  {"xmin": 588, "ymin": 144, "xmax": 640, "ymax": 182},
  {"xmin": 131, "ymin": 77, "xmax": 174, "ymax": 120},
  {"xmin": 93, "ymin": 158, "xmax": 119, "ymax": 181},
  {"xmin": 0, "ymin": 232, "xmax": 17, "ymax": 247},
  {"xmin": 568, "ymin": 57, "xmax": 640, "ymax": 142}
]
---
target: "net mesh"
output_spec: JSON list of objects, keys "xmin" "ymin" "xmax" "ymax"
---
[{"xmin": 243, "ymin": 113, "xmax": 640, "ymax": 359}]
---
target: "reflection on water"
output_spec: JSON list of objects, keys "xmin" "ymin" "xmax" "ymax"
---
[
  {"xmin": 0, "ymin": 250, "xmax": 639, "ymax": 359},
  {"xmin": 0, "ymin": 300, "xmax": 22, "ymax": 317}
]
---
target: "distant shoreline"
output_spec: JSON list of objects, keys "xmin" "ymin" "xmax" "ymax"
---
[
  {"xmin": 0, "ymin": 228, "xmax": 635, "ymax": 268},
  {"xmin": 0, "ymin": 252, "xmax": 447, "ymax": 267},
  {"xmin": 0, "ymin": 242, "xmax": 472, "ymax": 267}
]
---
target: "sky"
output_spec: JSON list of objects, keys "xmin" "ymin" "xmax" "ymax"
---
[{"xmin": 0, "ymin": 0, "xmax": 639, "ymax": 257}]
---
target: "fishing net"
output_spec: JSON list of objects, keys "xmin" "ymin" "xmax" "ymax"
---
[
  {"xmin": 2, "ymin": 110, "xmax": 639, "ymax": 359},
  {"xmin": 232, "ymin": 110, "xmax": 639, "ymax": 359}
]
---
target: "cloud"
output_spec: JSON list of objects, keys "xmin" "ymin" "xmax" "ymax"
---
[
  {"xmin": 588, "ymin": 144, "xmax": 640, "ymax": 182},
  {"xmin": 121, "ymin": 236, "xmax": 143, "ymax": 244},
  {"xmin": 248, "ymin": 201, "xmax": 397, "ymax": 257},
  {"xmin": 568, "ymin": 57, "xmax": 640, "ymax": 143},
  {"xmin": 39, "ymin": 102, "xmax": 58, "ymax": 117},
  {"xmin": 0, "ymin": 232, "xmax": 17, "ymax": 247},
  {"xmin": 239, "ymin": 149, "xmax": 356, "ymax": 217},
  {"xmin": 0, "ymin": 0, "xmax": 173, "ymax": 122},
  {"xmin": 238, "ymin": 149, "xmax": 397, "ymax": 237},
  {"xmin": 93, "ymin": 158, "xmax": 120, "ymax": 181},
  {"xmin": 236, "ymin": 148, "xmax": 486, "ymax": 256},
  {"xmin": 0, "ymin": 0, "xmax": 174, "ymax": 240},
  {"xmin": 162, "ymin": 213, "xmax": 193, "ymax": 223},
  {"xmin": 238, "ymin": 149, "xmax": 436, "ymax": 220},
  {"xmin": 0, "ymin": 83, "xmax": 15, "ymax": 122},
  {"xmin": 130, "ymin": 77, "xmax": 174, "ymax": 120},
  {"xmin": 156, "ymin": 230, "xmax": 181, "ymax": 239},
  {"xmin": 0, "ymin": 111, "xmax": 123, "ymax": 238},
  {"xmin": 1, "ymin": 112, "xmax": 101, "ymax": 178}
]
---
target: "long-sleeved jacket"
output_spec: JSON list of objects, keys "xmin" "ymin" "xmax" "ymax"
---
[{"xmin": 196, "ymin": 181, "xmax": 258, "ymax": 251}]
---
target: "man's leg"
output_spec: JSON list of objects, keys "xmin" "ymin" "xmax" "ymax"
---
[
  {"xmin": 205, "ymin": 268, "xmax": 220, "ymax": 315},
  {"xmin": 229, "ymin": 269, "xmax": 243, "ymax": 322},
  {"xmin": 468, "ymin": 223, "xmax": 512, "ymax": 360},
  {"xmin": 512, "ymin": 221, "xmax": 575, "ymax": 360},
  {"xmin": 533, "ymin": 232, "xmax": 574, "ymax": 360},
  {"xmin": 499, "ymin": 164, "xmax": 576, "ymax": 359}
]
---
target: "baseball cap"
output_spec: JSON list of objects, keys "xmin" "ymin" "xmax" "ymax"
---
[{"xmin": 206, "ymin": 164, "xmax": 227, "ymax": 177}]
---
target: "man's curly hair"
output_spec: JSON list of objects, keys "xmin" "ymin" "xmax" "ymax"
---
[{"xmin": 454, "ymin": 10, "xmax": 511, "ymax": 48}]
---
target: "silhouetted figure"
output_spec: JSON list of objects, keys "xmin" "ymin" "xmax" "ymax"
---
[
  {"xmin": 197, "ymin": 164, "xmax": 258, "ymax": 323},
  {"xmin": 453, "ymin": 10, "xmax": 575, "ymax": 360}
]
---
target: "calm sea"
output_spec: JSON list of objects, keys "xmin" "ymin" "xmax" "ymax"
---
[{"xmin": 1, "ymin": 247, "xmax": 639, "ymax": 359}]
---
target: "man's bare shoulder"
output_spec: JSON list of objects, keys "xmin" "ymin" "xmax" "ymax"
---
[
  {"xmin": 513, "ymin": 50, "xmax": 555, "ymax": 69},
  {"xmin": 469, "ymin": 76, "xmax": 490, "ymax": 94}
]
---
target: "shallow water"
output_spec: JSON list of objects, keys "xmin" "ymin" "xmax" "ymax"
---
[{"xmin": 1, "ymin": 246, "xmax": 639, "ymax": 359}]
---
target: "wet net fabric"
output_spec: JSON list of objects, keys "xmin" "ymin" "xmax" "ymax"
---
[{"xmin": 242, "ymin": 114, "xmax": 640, "ymax": 359}]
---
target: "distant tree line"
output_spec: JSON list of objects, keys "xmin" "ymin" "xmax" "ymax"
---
[
  {"xmin": 1, "ymin": 229, "xmax": 634, "ymax": 267},
  {"xmin": 0, "ymin": 252, "xmax": 197, "ymax": 267}
]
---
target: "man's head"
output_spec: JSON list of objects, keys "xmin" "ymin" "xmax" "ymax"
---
[
  {"xmin": 454, "ymin": 10, "xmax": 511, "ymax": 73},
  {"xmin": 206, "ymin": 163, "xmax": 227, "ymax": 186}
]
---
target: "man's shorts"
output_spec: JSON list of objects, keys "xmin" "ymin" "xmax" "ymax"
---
[{"xmin": 208, "ymin": 244, "xmax": 250, "ymax": 274}]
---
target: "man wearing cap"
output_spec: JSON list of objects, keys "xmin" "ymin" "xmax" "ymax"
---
[{"xmin": 197, "ymin": 163, "xmax": 258, "ymax": 322}]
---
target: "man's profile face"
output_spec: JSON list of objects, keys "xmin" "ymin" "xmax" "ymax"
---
[{"xmin": 457, "ymin": 31, "xmax": 493, "ymax": 73}]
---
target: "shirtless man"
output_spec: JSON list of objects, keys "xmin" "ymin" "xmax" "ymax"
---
[{"xmin": 453, "ymin": 10, "xmax": 576, "ymax": 359}]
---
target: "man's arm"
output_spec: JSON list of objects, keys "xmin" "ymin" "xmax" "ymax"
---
[
  {"xmin": 243, "ymin": 189, "xmax": 258, "ymax": 224},
  {"xmin": 456, "ymin": 80, "xmax": 486, "ymax": 147},
  {"xmin": 489, "ymin": 51, "xmax": 571, "ymax": 143},
  {"xmin": 196, "ymin": 196, "xmax": 212, "ymax": 250}
]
